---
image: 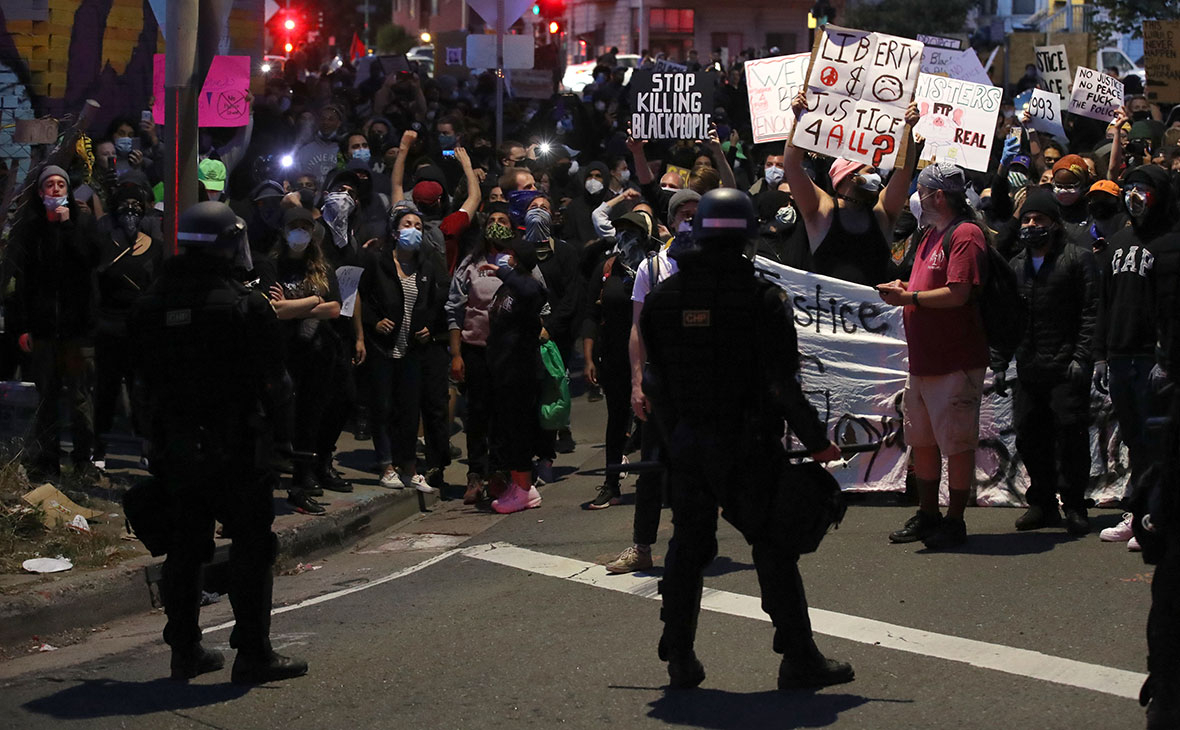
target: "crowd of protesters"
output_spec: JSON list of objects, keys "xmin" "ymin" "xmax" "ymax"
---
[{"xmin": 0, "ymin": 42, "xmax": 1178, "ymax": 544}]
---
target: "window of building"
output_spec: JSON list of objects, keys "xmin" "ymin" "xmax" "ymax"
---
[
  {"xmin": 1012, "ymin": 0, "xmax": 1036, "ymax": 14},
  {"xmin": 649, "ymin": 8, "xmax": 694, "ymax": 35}
]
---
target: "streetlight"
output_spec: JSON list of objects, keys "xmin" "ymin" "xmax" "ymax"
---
[{"xmin": 420, "ymin": 31, "xmax": 432, "ymax": 43}]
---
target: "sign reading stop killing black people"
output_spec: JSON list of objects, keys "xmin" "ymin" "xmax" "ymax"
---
[
  {"xmin": 630, "ymin": 70, "xmax": 712, "ymax": 140},
  {"xmin": 791, "ymin": 25, "xmax": 924, "ymax": 169}
]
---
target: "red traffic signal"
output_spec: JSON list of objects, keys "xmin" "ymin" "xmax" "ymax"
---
[
  {"xmin": 284, "ymin": 18, "xmax": 296, "ymax": 31},
  {"xmin": 537, "ymin": 0, "xmax": 565, "ymax": 19},
  {"xmin": 548, "ymin": 20, "xmax": 560, "ymax": 34}
]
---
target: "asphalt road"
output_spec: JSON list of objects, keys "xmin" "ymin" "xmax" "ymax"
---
[{"xmin": 0, "ymin": 396, "xmax": 1155, "ymax": 729}]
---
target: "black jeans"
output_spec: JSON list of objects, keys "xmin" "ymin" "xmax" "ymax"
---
[
  {"xmin": 1013, "ymin": 378, "xmax": 1090, "ymax": 512},
  {"xmin": 28, "ymin": 338, "xmax": 94, "ymax": 472},
  {"xmin": 633, "ymin": 411, "xmax": 666, "ymax": 546},
  {"xmin": 370, "ymin": 342, "xmax": 450, "ymax": 471},
  {"xmin": 94, "ymin": 330, "xmax": 142, "ymax": 458},
  {"xmin": 600, "ymin": 350, "xmax": 631, "ymax": 488},
  {"xmin": 489, "ymin": 348, "xmax": 541, "ymax": 474},
  {"xmin": 462, "ymin": 342, "xmax": 493, "ymax": 478}
]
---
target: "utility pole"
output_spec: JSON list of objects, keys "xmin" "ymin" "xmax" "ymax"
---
[
  {"xmin": 496, "ymin": 0, "xmax": 505, "ymax": 146},
  {"xmin": 163, "ymin": 0, "xmax": 199, "ymax": 253}
]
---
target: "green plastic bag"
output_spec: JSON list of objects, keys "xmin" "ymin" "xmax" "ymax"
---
[{"xmin": 539, "ymin": 341, "xmax": 571, "ymax": 431}]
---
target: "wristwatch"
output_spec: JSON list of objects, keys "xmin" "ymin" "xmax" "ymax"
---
[{"xmin": 912, "ymin": 291, "xmax": 920, "ymax": 306}]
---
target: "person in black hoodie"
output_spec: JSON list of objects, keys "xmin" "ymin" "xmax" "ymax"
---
[
  {"xmin": 992, "ymin": 189, "xmax": 1098, "ymax": 535},
  {"xmin": 92, "ymin": 171, "xmax": 166, "ymax": 470},
  {"xmin": 8, "ymin": 165, "xmax": 102, "ymax": 481},
  {"xmin": 359, "ymin": 206, "xmax": 445, "ymax": 494},
  {"xmin": 561, "ymin": 161, "xmax": 609, "ymax": 247},
  {"xmin": 527, "ymin": 194, "xmax": 583, "ymax": 461},
  {"xmin": 1093, "ymin": 164, "xmax": 1177, "ymax": 528}
]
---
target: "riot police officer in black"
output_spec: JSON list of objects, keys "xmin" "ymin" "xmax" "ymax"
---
[
  {"xmin": 639, "ymin": 187, "xmax": 852, "ymax": 690},
  {"xmin": 131, "ymin": 201, "xmax": 307, "ymax": 684}
]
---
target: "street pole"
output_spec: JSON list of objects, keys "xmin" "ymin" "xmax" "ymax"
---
[
  {"xmin": 496, "ymin": 0, "xmax": 504, "ymax": 147},
  {"xmin": 163, "ymin": 0, "xmax": 199, "ymax": 254},
  {"xmin": 638, "ymin": 0, "xmax": 646, "ymax": 58}
]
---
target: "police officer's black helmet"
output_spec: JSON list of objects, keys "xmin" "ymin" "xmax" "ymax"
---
[
  {"xmin": 692, "ymin": 188, "xmax": 757, "ymax": 243},
  {"xmin": 177, "ymin": 201, "xmax": 245, "ymax": 249}
]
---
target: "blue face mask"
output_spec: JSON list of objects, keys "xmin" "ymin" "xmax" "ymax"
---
[
  {"xmin": 114, "ymin": 137, "xmax": 133, "ymax": 155},
  {"xmin": 495, "ymin": 252, "xmax": 513, "ymax": 268},
  {"xmin": 398, "ymin": 226, "xmax": 422, "ymax": 251},
  {"xmin": 352, "ymin": 148, "xmax": 371, "ymax": 162}
]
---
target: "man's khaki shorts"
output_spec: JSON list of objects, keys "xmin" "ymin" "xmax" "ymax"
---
[{"xmin": 903, "ymin": 368, "xmax": 986, "ymax": 455}]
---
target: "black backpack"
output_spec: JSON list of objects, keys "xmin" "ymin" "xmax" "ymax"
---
[{"xmin": 940, "ymin": 219, "xmax": 1025, "ymax": 360}]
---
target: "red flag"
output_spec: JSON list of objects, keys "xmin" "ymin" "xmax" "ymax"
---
[{"xmin": 349, "ymin": 33, "xmax": 367, "ymax": 62}]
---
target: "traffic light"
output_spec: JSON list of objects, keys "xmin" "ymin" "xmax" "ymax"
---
[
  {"xmin": 536, "ymin": 0, "xmax": 565, "ymax": 19},
  {"xmin": 548, "ymin": 20, "xmax": 561, "ymax": 34},
  {"xmin": 266, "ymin": 9, "xmax": 306, "ymax": 55}
]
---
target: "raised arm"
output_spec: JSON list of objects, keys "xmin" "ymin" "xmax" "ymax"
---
[
  {"xmin": 454, "ymin": 146, "xmax": 482, "ymax": 217},
  {"xmin": 391, "ymin": 129, "xmax": 417, "ymax": 203},
  {"xmin": 626, "ymin": 136, "xmax": 654, "ymax": 186}
]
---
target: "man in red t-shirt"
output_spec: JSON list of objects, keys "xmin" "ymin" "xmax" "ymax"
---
[{"xmin": 877, "ymin": 162, "xmax": 988, "ymax": 549}]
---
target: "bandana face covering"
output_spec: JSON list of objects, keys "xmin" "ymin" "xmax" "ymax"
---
[{"xmin": 322, "ymin": 191, "xmax": 355, "ymax": 248}]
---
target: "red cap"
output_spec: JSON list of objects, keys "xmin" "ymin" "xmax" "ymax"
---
[
  {"xmin": 412, "ymin": 181, "xmax": 444, "ymax": 206},
  {"xmin": 1051, "ymin": 154, "xmax": 1089, "ymax": 181}
]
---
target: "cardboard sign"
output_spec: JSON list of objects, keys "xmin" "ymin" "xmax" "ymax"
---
[
  {"xmin": 912, "ymin": 73, "xmax": 1001, "ymax": 172},
  {"xmin": 792, "ymin": 25, "xmax": 924, "ymax": 169},
  {"xmin": 1143, "ymin": 21, "xmax": 1180, "ymax": 104},
  {"xmin": 665, "ymin": 163, "xmax": 691, "ymax": 187},
  {"xmin": 336, "ymin": 266, "xmax": 363, "ymax": 318},
  {"xmin": 510, "ymin": 69, "xmax": 555, "ymax": 100},
  {"xmin": 920, "ymin": 47, "xmax": 991, "ymax": 86},
  {"xmin": 916, "ymin": 34, "xmax": 962, "ymax": 51},
  {"xmin": 1034, "ymin": 45, "xmax": 1071, "ymax": 103},
  {"xmin": 1068, "ymin": 66, "xmax": 1124, "ymax": 123},
  {"xmin": 629, "ymin": 70, "xmax": 713, "ymax": 140},
  {"xmin": 1026, "ymin": 88, "xmax": 1066, "ymax": 139},
  {"xmin": 745, "ymin": 53, "xmax": 810, "ymax": 144},
  {"xmin": 152, "ymin": 55, "xmax": 251, "ymax": 127},
  {"xmin": 378, "ymin": 55, "xmax": 411, "ymax": 76}
]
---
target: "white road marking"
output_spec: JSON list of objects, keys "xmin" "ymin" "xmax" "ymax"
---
[
  {"xmin": 460, "ymin": 542, "xmax": 1146, "ymax": 701},
  {"xmin": 202, "ymin": 548, "xmax": 462, "ymax": 634}
]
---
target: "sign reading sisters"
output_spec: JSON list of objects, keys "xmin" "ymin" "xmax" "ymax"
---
[
  {"xmin": 791, "ymin": 25, "xmax": 923, "ymax": 169},
  {"xmin": 630, "ymin": 70, "xmax": 712, "ymax": 140},
  {"xmin": 912, "ymin": 74, "xmax": 1001, "ymax": 173},
  {"xmin": 1068, "ymin": 66, "xmax": 1123, "ymax": 122},
  {"xmin": 745, "ymin": 53, "xmax": 811, "ymax": 144}
]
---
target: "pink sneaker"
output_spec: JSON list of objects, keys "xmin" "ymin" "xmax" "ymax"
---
[
  {"xmin": 1128, "ymin": 536, "xmax": 1142, "ymax": 552},
  {"xmin": 492, "ymin": 484, "xmax": 542, "ymax": 514},
  {"xmin": 1100, "ymin": 513, "xmax": 1135, "ymax": 542}
]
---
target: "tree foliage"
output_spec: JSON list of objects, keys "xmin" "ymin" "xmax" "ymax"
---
[
  {"xmin": 1090, "ymin": 0, "xmax": 1180, "ymax": 43},
  {"xmin": 842, "ymin": 0, "xmax": 977, "ymax": 39}
]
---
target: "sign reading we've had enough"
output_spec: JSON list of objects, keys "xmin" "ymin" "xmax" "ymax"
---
[
  {"xmin": 629, "ymin": 70, "xmax": 712, "ymax": 140},
  {"xmin": 745, "ymin": 53, "xmax": 810, "ymax": 143},
  {"xmin": 791, "ymin": 25, "xmax": 923, "ymax": 169},
  {"xmin": 1068, "ymin": 66, "xmax": 1123, "ymax": 122}
]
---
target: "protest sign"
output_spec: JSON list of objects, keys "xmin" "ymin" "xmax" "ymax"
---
[
  {"xmin": 653, "ymin": 58, "xmax": 688, "ymax": 73},
  {"xmin": 1143, "ymin": 21, "xmax": 1180, "ymax": 104},
  {"xmin": 336, "ymin": 266, "xmax": 364, "ymax": 318},
  {"xmin": 152, "ymin": 55, "xmax": 251, "ymax": 127},
  {"xmin": 1026, "ymin": 88, "xmax": 1066, "ymax": 139},
  {"xmin": 921, "ymin": 47, "xmax": 991, "ymax": 86},
  {"xmin": 1067, "ymin": 66, "xmax": 1123, "ymax": 123},
  {"xmin": 916, "ymin": 34, "xmax": 962, "ymax": 51},
  {"xmin": 791, "ymin": 25, "xmax": 923, "ymax": 169},
  {"xmin": 752, "ymin": 257, "xmax": 1130, "ymax": 507},
  {"xmin": 1034, "ymin": 45, "xmax": 1071, "ymax": 103},
  {"xmin": 510, "ymin": 69, "xmax": 555, "ymax": 100},
  {"xmin": 912, "ymin": 73, "xmax": 1001, "ymax": 172},
  {"xmin": 629, "ymin": 70, "xmax": 712, "ymax": 140},
  {"xmin": 745, "ymin": 53, "xmax": 810, "ymax": 143},
  {"xmin": 665, "ymin": 164, "xmax": 691, "ymax": 187}
]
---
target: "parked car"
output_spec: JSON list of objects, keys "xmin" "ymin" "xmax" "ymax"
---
[{"xmin": 562, "ymin": 54, "xmax": 640, "ymax": 94}]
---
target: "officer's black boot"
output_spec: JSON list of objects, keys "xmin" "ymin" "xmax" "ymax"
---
[
  {"xmin": 229, "ymin": 561, "xmax": 308, "ymax": 685},
  {"xmin": 657, "ymin": 631, "xmax": 705, "ymax": 689},
  {"xmin": 170, "ymin": 642, "xmax": 225, "ymax": 681},
  {"xmin": 291, "ymin": 460, "xmax": 322, "ymax": 497},
  {"xmin": 314, "ymin": 454, "xmax": 353, "ymax": 493}
]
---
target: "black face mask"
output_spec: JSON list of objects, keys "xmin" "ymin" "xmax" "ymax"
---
[
  {"xmin": 1132, "ymin": 110, "xmax": 1152, "ymax": 122},
  {"xmin": 117, "ymin": 210, "xmax": 141, "ymax": 239},
  {"xmin": 1088, "ymin": 199, "xmax": 1121, "ymax": 220},
  {"xmin": 1019, "ymin": 224, "xmax": 1052, "ymax": 249}
]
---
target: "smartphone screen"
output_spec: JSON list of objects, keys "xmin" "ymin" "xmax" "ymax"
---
[
  {"xmin": 141, "ymin": 110, "xmax": 153, "ymax": 123},
  {"xmin": 442, "ymin": 149, "xmax": 455, "ymax": 158}
]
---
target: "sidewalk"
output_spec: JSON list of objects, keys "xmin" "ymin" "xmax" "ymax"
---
[{"xmin": 0, "ymin": 431, "xmax": 451, "ymax": 651}]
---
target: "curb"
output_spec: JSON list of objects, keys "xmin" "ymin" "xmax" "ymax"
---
[{"xmin": 0, "ymin": 486, "xmax": 435, "ymax": 649}]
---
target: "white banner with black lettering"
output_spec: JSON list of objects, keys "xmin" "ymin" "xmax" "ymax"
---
[{"xmin": 754, "ymin": 257, "xmax": 1129, "ymax": 507}]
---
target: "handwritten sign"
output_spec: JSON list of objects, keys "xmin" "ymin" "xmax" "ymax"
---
[
  {"xmin": 1035, "ymin": 45, "xmax": 1071, "ymax": 103},
  {"xmin": 629, "ymin": 70, "xmax": 712, "ymax": 140},
  {"xmin": 792, "ymin": 25, "xmax": 923, "ymax": 169},
  {"xmin": 745, "ymin": 53, "xmax": 810, "ymax": 144},
  {"xmin": 510, "ymin": 69, "xmax": 555, "ymax": 100},
  {"xmin": 1026, "ymin": 88, "xmax": 1066, "ymax": 139},
  {"xmin": 152, "ymin": 54, "xmax": 251, "ymax": 127},
  {"xmin": 1143, "ymin": 21, "xmax": 1180, "ymax": 104},
  {"xmin": 912, "ymin": 73, "xmax": 1001, "ymax": 173},
  {"xmin": 1068, "ymin": 66, "xmax": 1124, "ymax": 123},
  {"xmin": 653, "ymin": 58, "xmax": 688, "ymax": 73},
  {"xmin": 921, "ymin": 48, "xmax": 991, "ymax": 86},
  {"xmin": 916, "ymin": 34, "xmax": 962, "ymax": 51},
  {"xmin": 336, "ymin": 266, "xmax": 364, "ymax": 318}
]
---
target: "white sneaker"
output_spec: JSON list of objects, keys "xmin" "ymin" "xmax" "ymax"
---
[
  {"xmin": 1100, "ymin": 513, "xmax": 1135, "ymax": 542},
  {"xmin": 619, "ymin": 455, "xmax": 629, "ymax": 480},
  {"xmin": 1128, "ymin": 536, "xmax": 1142, "ymax": 552},
  {"xmin": 400, "ymin": 471, "xmax": 437, "ymax": 494},
  {"xmin": 380, "ymin": 469, "xmax": 403, "ymax": 489},
  {"xmin": 92, "ymin": 458, "xmax": 106, "ymax": 471}
]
